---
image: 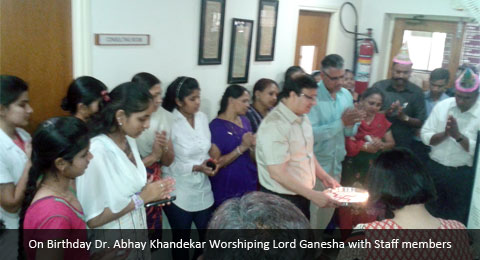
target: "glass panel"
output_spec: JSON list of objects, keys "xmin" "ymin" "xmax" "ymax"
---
[
  {"xmin": 299, "ymin": 45, "xmax": 315, "ymax": 74},
  {"xmin": 402, "ymin": 30, "xmax": 447, "ymax": 71}
]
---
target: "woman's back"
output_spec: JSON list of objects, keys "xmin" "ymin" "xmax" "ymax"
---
[
  {"xmin": 338, "ymin": 218, "xmax": 471, "ymax": 260},
  {"xmin": 361, "ymin": 218, "xmax": 465, "ymax": 230},
  {"xmin": 23, "ymin": 196, "xmax": 88, "ymax": 260}
]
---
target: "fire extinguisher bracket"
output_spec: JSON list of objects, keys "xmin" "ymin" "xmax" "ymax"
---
[{"xmin": 340, "ymin": 2, "xmax": 379, "ymax": 95}]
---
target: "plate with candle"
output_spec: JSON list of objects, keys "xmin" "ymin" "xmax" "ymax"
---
[{"xmin": 325, "ymin": 187, "xmax": 369, "ymax": 206}]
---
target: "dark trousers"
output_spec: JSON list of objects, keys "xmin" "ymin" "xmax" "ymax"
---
[
  {"xmin": 260, "ymin": 186, "xmax": 310, "ymax": 219},
  {"xmin": 163, "ymin": 203, "xmax": 213, "ymax": 260},
  {"xmin": 425, "ymin": 159, "xmax": 474, "ymax": 225}
]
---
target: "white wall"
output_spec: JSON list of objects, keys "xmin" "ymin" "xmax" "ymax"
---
[
  {"xmin": 356, "ymin": 0, "xmax": 473, "ymax": 84},
  {"xmin": 85, "ymin": 0, "xmax": 357, "ymax": 119},
  {"xmin": 81, "ymin": 0, "xmax": 474, "ymax": 119}
]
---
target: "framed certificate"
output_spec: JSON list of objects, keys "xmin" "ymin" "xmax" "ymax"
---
[
  {"xmin": 255, "ymin": 0, "xmax": 278, "ymax": 61},
  {"xmin": 228, "ymin": 18, "xmax": 254, "ymax": 84},
  {"xmin": 198, "ymin": 0, "xmax": 226, "ymax": 65}
]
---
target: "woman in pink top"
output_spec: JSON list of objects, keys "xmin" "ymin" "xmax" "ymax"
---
[
  {"xmin": 19, "ymin": 117, "xmax": 125, "ymax": 260},
  {"xmin": 338, "ymin": 148, "xmax": 472, "ymax": 260}
]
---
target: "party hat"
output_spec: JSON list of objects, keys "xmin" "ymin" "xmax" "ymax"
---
[
  {"xmin": 393, "ymin": 43, "xmax": 412, "ymax": 65},
  {"xmin": 455, "ymin": 68, "xmax": 480, "ymax": 93}
]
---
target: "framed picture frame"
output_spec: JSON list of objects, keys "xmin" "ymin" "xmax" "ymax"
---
[
  {"xmin": 198, "ymin": 0, "xmax": 226, "ymax": 65},
  {"xmin": 228, "ymin": 18, "xmax": 254, "ymax": 84},
  {"xmin": 255, "ymin": 0, "xmax": 279, "ymax": 61}
]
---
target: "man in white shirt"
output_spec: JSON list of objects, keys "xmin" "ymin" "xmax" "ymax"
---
[
  {"xmin": 256, "ymin": 75, "xmax": 340, "ymax": 219},
  {"xmin": 421, "ymin": 68, "xmax": 480, "ymax": 224}
]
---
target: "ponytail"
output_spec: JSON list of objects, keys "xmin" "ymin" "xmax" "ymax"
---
[
  {"xmin": 18, "ymin": 166, "xmax": 43, "ymax": 259},
  {"xmin": 162, "ymin": 77, "xmax": 200, "ymax": 112},
  {"xmin": 88, "ymin": 82, "xmax": 152, "ymax": 137},
  {"xmin": 61, "ymin": 76, "xmax": 107, "ymax": 115},
  {"xmin": 17, "ymin": 117, "xmax": 90, "ymax": 259}
]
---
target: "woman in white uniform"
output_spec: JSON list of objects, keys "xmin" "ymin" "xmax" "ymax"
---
[
  {"xmin": 76, "ymin": 82, "xmax": 174, "ymax": 259},
  {"xmin": 162, "ymin": 76, "xmax": 215, "ymax": 260},
  {"xmin": 0, "ymin": 75, "xmax": 33, "ymax": 229},
  {"xmin": 0, "ymin": 75, "xmax": 33, "ymax": 260}
]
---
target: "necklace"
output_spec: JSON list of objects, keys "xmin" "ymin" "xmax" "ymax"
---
[
  {"xmin": 40, "ymin": 183, "xmax": 84, "ymax": 220},
  {"xmin": 41, "ymin": 183, "xmax": 73, "ymax": 199},
  {"xmin": 122, "ymin": 140, "xmax": 136, "ymax": 166},
  {"xmin": 108, "ymin": 134, "xmax": 137, "ymax": 166}
]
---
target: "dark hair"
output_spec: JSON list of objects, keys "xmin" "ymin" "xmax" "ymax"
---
[
  {"xmin": 218, "ymin": 85, "xmax": 249, "ymax": 115},
  {"xmin": 61, "ymin": 76, "xmax": 107, "ymax": 115},
  {"xmin": 162, "ymin": 76, "xmax": 200, "ymax": 112},
  {"xmin": 367, "ymin": 148, "xmax": 436, "ymax": 217},
  {"xmin": 360, "ymin": 87, "xmax": 384, "ymax": 102},
  {"xmin": 284, "ymin": 66, "xmax": 305, "ymax": 82},
  {"xmin": 252, "ymin": 78, "xmax": 278, "ymax": 102},
  {"xmin": 311, "ymin": 70, "xmax": 321, "ymax": 77},
  {"xmin": 18, "ymin": 117, "xmax": 90, "ymax": 259},
  {"xmin": 205, "ymin": 192, "xmax": 314, "ymax": 260},
  {"xmin": 278, "ymin": 74, "xmax": 318, "ymax": 100},
  {"xmin": 131, "ymin": 72, "xmax": 161, "ymax": 89},
  {"xmin": 0, "ymin": 75, "xmax": 28, "ymax": 107},
  {"xmin": 321, "ymin": 54, "xmax": 344, "ymax": 71},
  {"xmin": 88, "ymin": 82, "xmax": 153, "ymax": 136},
  {"xmin": 345, "ymin": 69, "xmax": 354, "ymax": 75},
  {"xmin": 429, "ymin": 68, "xmax": 450, "ymax": 83}
]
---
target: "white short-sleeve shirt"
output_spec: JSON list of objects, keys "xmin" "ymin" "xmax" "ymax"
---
[
  {"xmin": 162, "ymin": 109, "xmax": 214, "ymax": 212},
  {"xmin": 0, "ymin": 128, "xmax": 31, "ymax": 229}
]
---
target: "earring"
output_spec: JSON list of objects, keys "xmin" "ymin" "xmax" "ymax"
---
[{"xmin": 117, "ymin": 118, "xmax": 123, "ymax": 126}]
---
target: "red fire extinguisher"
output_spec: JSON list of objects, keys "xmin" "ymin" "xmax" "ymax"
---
[{"xmin": 354, "ymin": 29, "xmax": 375, "ymax": 95}]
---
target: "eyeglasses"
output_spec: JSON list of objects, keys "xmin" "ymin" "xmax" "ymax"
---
[
  {"xmin": 299, "ymin": 92, "xmax": 316, "ymax": 101},
  {"xmin": 322, "ymin": 70, "xmax": 345, "ymax": 82}
]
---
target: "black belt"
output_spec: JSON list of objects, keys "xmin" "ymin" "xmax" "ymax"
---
[{"xmin": 430, "ymin": 159, "xmax": 471, "ymax": 171}]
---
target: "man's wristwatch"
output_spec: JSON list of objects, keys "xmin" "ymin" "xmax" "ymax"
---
[
  {"xmin": 456, "ymin": 135, "xmax": 464, "ymax": 143},
  {"xmin": 404, "ymin": 115, "xmax": 410, "ymax": 122}
]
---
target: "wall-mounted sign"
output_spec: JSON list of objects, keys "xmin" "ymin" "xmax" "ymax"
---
[{"xmin": 95, "ymin": 34, "xmax": 150, "ymax": 46}]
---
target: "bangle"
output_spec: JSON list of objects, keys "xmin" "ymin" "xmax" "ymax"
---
[
  {"xmin": 132, "ymin": 194, "xmax": 144, "ymax": 209},
  {"xmin": 236, "ymin": 146, "xmax": 242, "ymax": 155},
  {"xmin": 404, "ymin": 115, "xmax": 410, "ymax": 122}
]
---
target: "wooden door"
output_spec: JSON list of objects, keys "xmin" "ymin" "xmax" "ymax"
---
[
  {"xmin": 294, "ymin": 11, "xmax": 330, "ymax": 73},
  {"xmin": 389, "ymin": 18, "xmax": 465, "ymax": 90},
  {"xmin": 1, "ymin": 0, "xmax": 72, "ymax": 132}
]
